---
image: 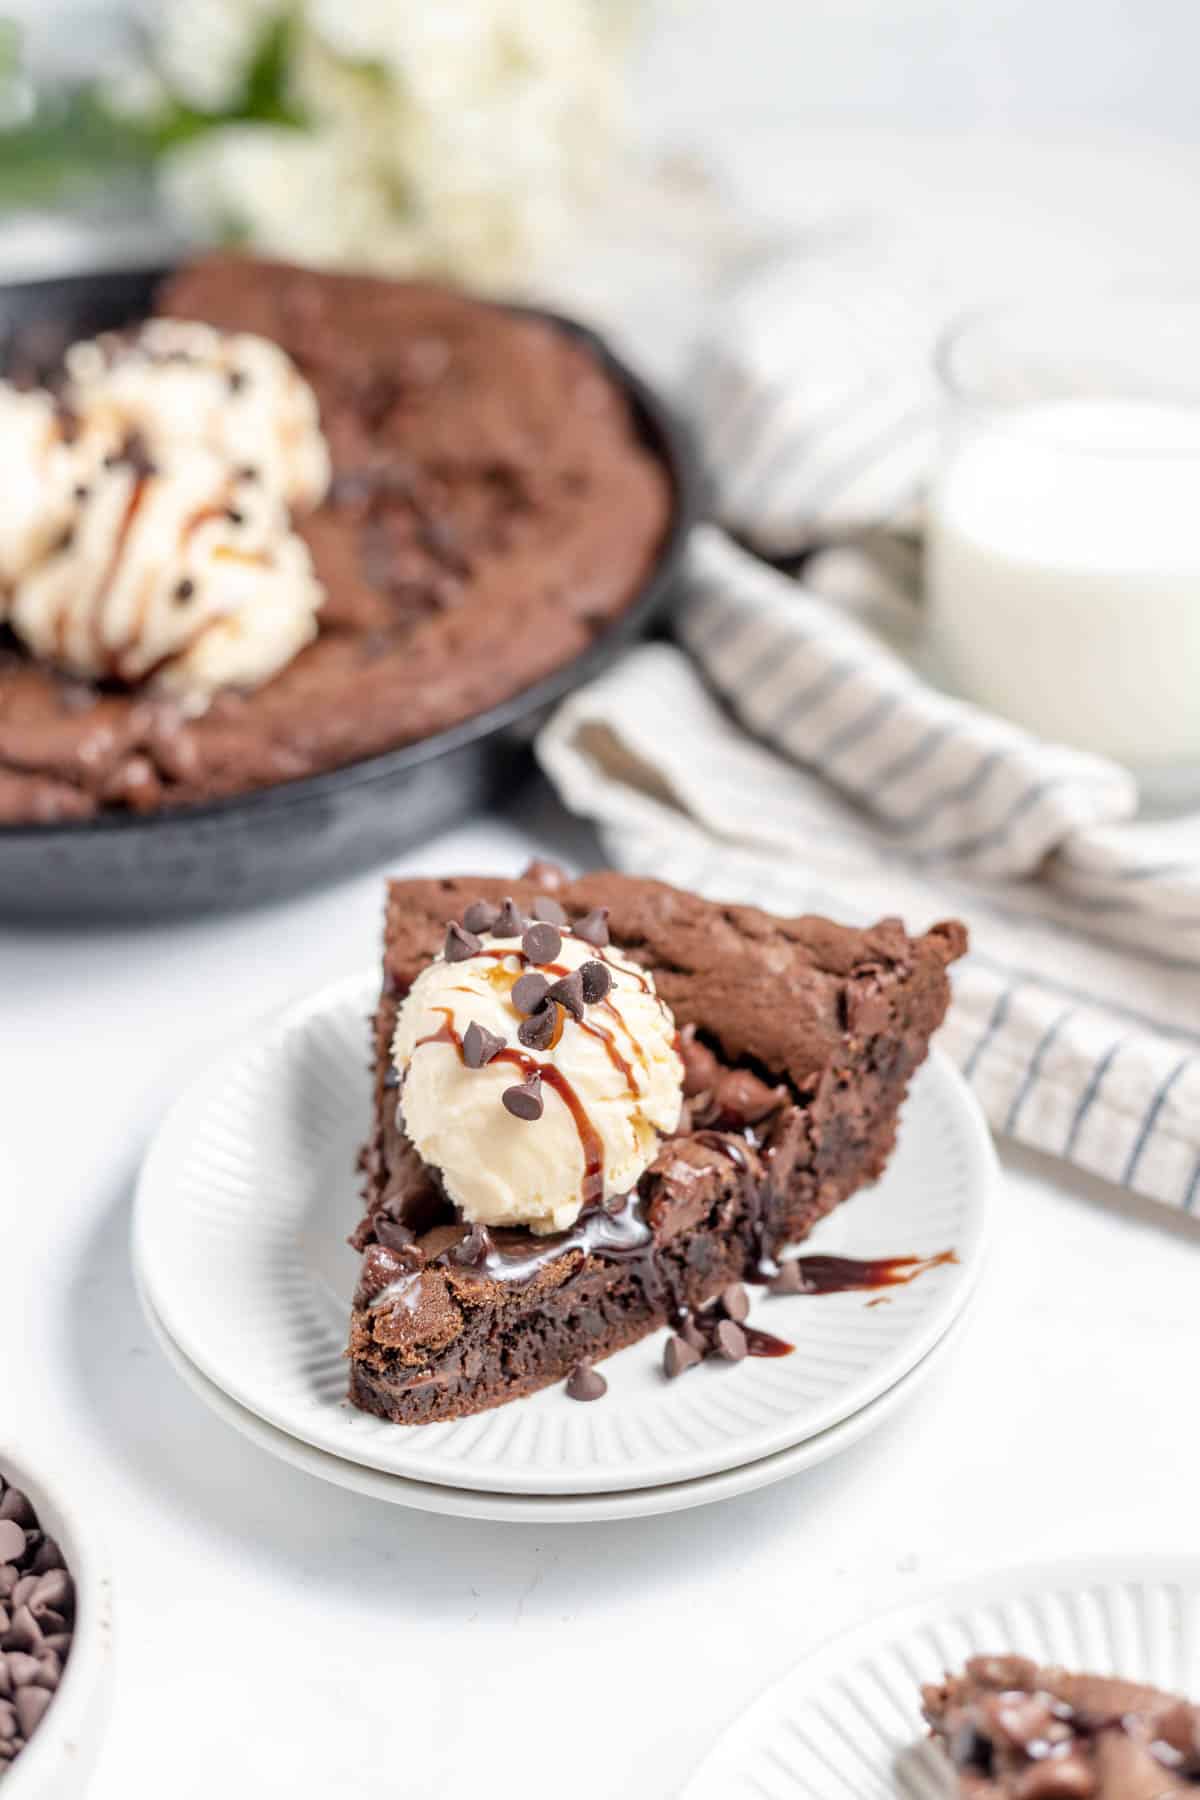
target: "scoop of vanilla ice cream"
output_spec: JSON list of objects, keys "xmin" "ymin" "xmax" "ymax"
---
[
  {"xmin": 393, "ymin": 929, "xmax": 684, "ymax": 1235},
  {"xmin": 9, "ymin": 448, "xmax": 322, "ymax": 709},
  {"xmin": 0, "ymin": 384, "xmax": 105, "ymax": 593},
  {"xmin": 65, "ymin": 318, "xmax": 330, "ymax": 511}
]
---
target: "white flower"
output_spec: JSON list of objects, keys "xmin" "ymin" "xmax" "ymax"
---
[
  {"xmin": 161, "ymin": 123, "xmax": 424, "ymax": 272},
  {"xmin": 155, "ymin": 0, "xmax": 634, "ymax": 287},
  {"xmin": 150, "ymin": 0, "xmax": 288, "ymax": 115}
]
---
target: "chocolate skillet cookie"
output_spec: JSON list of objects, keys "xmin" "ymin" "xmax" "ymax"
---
[
  {"xmin": 924, "ymin": 1654, "xmax": 1200, "ymax": 1796},
  {"xmin": 349, "ymin": 869, "xmax": 967, "ymax": 1425},
  {"xmin": 0, "ymin": 255, "xmax": 672, "ymax": 821}
]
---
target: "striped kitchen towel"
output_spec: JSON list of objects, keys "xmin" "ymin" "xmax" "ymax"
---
[{"xmin": 538, "ymin": 525, "xmax": 1200, "ymax": 1214}]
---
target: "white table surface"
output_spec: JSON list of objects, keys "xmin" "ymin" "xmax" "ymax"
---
[
  {"xmin": 5, "ymin": 784, "xmax": 1200, "ymax": 1800},
  {"xmin": 5, "ymin": 123, "xmax": 1200, "ymax": 1800}
]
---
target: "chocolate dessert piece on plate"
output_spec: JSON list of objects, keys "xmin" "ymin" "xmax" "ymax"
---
[
  {"xmin": 923, "ymin": 1654, "xmax": 1200, "ymax": 1796},
  {"xmin": 349, "ymin": 870, "xmax": 966, "ymax": 1425}
]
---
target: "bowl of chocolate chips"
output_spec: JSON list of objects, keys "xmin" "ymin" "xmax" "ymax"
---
[{"xmin": 0, "ymin": 1452, "xmax": 112, "ymax": 1795}]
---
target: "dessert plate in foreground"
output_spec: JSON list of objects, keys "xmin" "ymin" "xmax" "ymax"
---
[
  {"xmin": 681, "ymin": 1558, "xmax": 1200, "ymax": 1799},
  {"xmin": 133, "ymin": 970, "xmax": 993, "ymax": 1496}
]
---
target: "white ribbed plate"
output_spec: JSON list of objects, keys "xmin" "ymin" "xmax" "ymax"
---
[
  {"xmin": 133, "ymin": 969, "xmax": 994, "ymax": 1496},
  {"xmin": 683, "ymin": 1560, "xmax": 1200, "ymax": 1798},
  {"xmin": 134, "ymin": 1281, "xmax": 967, "ymax": 1523}
]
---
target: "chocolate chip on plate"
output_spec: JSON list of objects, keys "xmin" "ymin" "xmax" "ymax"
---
[
  {"xmin": 492, "ymin": 897, "xmax": 526, "ymax": 938},
  {"xmin": 462, "ymin": 899, "xmax": 499, "ymax": 934},
  {"xmin": 573, "ymin": 906, "xmax": 610, "ymax": 948},
  {"xmin": 0, "ymin": 1524, "xmax": 25, "ymax": 1566},
  {"xmin": 531, "ymin": 895, "xmax": 568, "ymax": 926},
  {"xmin": 463, "ymin": 1021, "xmax": 505, "ymax": 1068},
  {"xmin": 546, "ymin": 970, "xmax": 585, "ymax": 1021},
  {"xmin": 511, "ymin": 972, "xmax": 550, "ymax": 1016},
  {"xmin": 502, "ymin": 1074, "xmax": 544, "ymax": 1120},
  {"xmin": 714, "ymin": 1319, "xmax": 748, "ymax": 1362},
  {"xmin": 565, "ymin": 1362, "xmax": 608, "ymax": 1402},
  {"xmin": 517, "ymin": 1005, "xmax": 557, "ymax": 1052},
  {"xmin": 720, "ymin": 1283, "xmax": 750, "ymax": 1323},
  {"xmin": 444, "ymin": 921, "xmax": 481, "ymax": 963},
  {"xmin": 521, "ymin": 921, "xmax": 562, "ymax": 965},
  {"xmin": 663, "ymin": 1335, "xmax": 702, "ymax": 1379},
  {"xmin": 679, "ymin": 1315, "xmax": 708, "ymax": 1355}
]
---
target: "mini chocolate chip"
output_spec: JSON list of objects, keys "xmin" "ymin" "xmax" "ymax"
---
[
  {"xmin": 462, "ymin": 899, "xmax": 499, "ymax": 934},
  {"xmin": 374, "ymin": 1217, "xmax": 416, "ymax": 1252},
  {"xmin": 546, "ymin": 970, "xmax": 585, "ymax": 1020},
  {"xmin": 579, "ymin": 960, "xmax": 611, "ymax": 1004},
  {"xmin": 521, "ymin": 858, "xmax": 568, "ymax": 890},
  {"xmin": 463, "ymin": 1021, "xmax": 505, "ymax": 1068},
  {"xmin": 502, "ymin": 1074, "xmax": 544, "ymax": 1120},
  {"xmin": 27, "ymin": 1540, "xmax": 62, "ymax": 1578},
  {"xmin": 721, "ymin": 1283, "xmax": 750, "ymax": 1323},
  {"xmin": 444, "ymin": 921, "xmax": 482, "ymax": 963},
  {"xmin": 521, "ymin": 922, "xmax": 562, "ymax": 965},
  {"xmin": 238, "ymin": 464, "xmax": 259, "ymax": 482},
  {"xmin": 225, "ymin": 506, "xmax": 244, "ymax": 525},
  {"xmin": 14, "ymin": 1684, "xmax": 51, "ymax": 1737},
  {"xmin": 53, "ymin": 525, "xmax": 74, "ymax": 555},
  {"xmin": 493, "ymin": 897, "xmax": 525, "ymax": 938},
  {"xmin": 680, "ymin": 1315, "xmax": 708, "ymax": 1355},
  {"xmin": 663, "ymin": 1335, "xmax": 702, "ymax": 1379},
  {"xmin": 227, "ymin": 368, "xmax": 246, "ymax": 393},
  {"xmin": 565, "ymin": 1362, "xmax": 607, "ymax": 1402},
  {"xmin": 714, "ymin": 1319, "xmax": 748, "ymax": 1362},
  {"xmin": 450, "ymin": 1224, "xmax": 492, "ymax": 1267},
  {"xmin": 517, "ymin": 1005, "xmax": 557, "ymax": 1051},
  {"xmin": 72, "ymin": 482, "xmax": 89, "ymax": 502},
  {"xmin": 531, "ymin": 895, "xmax": 568, "ymax": 925},
  {"xmin": 769, "ymin": 1261, "xmax": 804, "ymax": 1296},
  {"xmin": 573, "ymin": 907, "xmax": 610, "ymax": 947},
  {"xmin": 3, "ymin": 1606, "xmax": 40, "ymax": 1654},
  {"xmin": 173, "ymin": 577, "xmax": 195, "ymax": 604},
  {"xmin": 0, "ymin": 1524, "xmax": 24, "ymax": 1565},
  {"xmin": 512, "ymin": 972, "xmax": 550, "ymax": 1015},
  {"xmin": 28, "ymin": 1572, "xmax": 71, "ymax": 1622}
]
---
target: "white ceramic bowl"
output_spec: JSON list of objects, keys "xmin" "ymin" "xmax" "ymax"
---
[{"xmin": 0, "ymin": 1446, "xmax": 113, "ymax": 1798}]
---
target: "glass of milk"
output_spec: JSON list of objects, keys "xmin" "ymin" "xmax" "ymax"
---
[{"xmin": 927, "ymin": 298, "xmax": 1200, "ymax": 784}]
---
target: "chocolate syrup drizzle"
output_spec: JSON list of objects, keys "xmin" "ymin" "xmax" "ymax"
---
[
  {"xmin": 414, "ymin": 1004, "xmax": 605, "ymax": 1207},
  {"xmin": 780, "ymin": 1249, "xmax": 959, "ymax": 1294}
]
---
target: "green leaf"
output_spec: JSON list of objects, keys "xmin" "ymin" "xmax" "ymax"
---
[{"xmin": 240, "ymin": 10, "xmax": 305, "ymax": 125}]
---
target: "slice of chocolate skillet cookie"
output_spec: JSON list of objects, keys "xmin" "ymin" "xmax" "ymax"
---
[{"xmin": 350, "ymin": 870, "xmax": 967, "ymax": 1424}]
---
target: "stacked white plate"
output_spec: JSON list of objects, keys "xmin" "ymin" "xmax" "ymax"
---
[{"xmin": 133, "ymin": 971, "xmax": 997, "ymax": 1523}]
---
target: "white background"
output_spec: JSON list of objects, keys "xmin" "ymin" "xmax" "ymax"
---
[{"xmin": 5, "ymin": 14, "xmax": 1200, "ymax": 1796}]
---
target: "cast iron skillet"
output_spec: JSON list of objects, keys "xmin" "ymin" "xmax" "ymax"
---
[{"xmin": 0, "ymin": 265, "xmax": 699, "ymax": 920}]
